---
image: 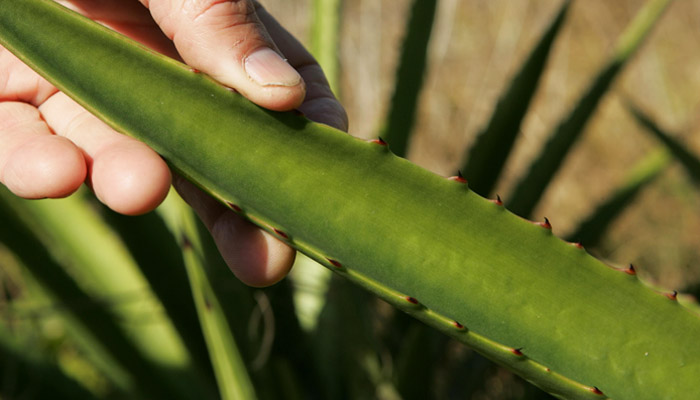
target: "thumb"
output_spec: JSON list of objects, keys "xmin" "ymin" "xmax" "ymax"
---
[{"xmin": 142, "ymin": 0, "xmax": 305, "ymax": 111}]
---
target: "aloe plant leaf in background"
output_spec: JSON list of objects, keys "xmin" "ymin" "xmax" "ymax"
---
[
  {"xmin": 462, "ymin": 0, "xmax": 570, "ymax": 197},
  {"xmin": 167, "ymin": 198, "xmax": 257, "ymax": 400},
  {"xmin": 311, "ymin": 0, "xmax": 342, "ymax": 96},
  {"xmin": 1, "ymin": 1, "xmax": 699, "ymax": 399},
  {"xmin": 566, "ymin": 148, "xmax": 670, "ymax": 248},
  {"xmin": 0, "ymin": 327, "xmax": 100, "ymax": 400},
  {"xmin": 506, "ymin": 0, "xmax": 671, "ymax": 218},
  {"xmin": 380, "ymin": 0, "xmax": 437, "ymax": 158},
  {"xmin": 628, "ymin": 101, "xmax": 700, "ymax": 186},
  {"xmin": 0, "ymin": 188, "xmax": 208, "ymax": 400},
  {"xmin": 99, "ymin": 205, "xmax": 214, "ymax": 379}
]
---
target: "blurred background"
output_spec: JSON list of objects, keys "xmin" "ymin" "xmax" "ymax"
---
[{"xmin": 265, "ymin": 0, "xmax": 700, "ymax": 292}]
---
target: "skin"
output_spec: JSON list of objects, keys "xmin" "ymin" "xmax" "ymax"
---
[{"xmin": 0, "ymin": 0, "xmax": 347, "ymax": 287}]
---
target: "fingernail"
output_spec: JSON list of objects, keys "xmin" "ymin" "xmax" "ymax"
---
[{"xmin": 244, "ymin": 47, "xmax": 301, "ymax": 87}]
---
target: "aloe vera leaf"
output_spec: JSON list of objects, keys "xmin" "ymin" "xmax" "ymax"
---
[
  {"xmin": 0, "ymin": 327, "xmax": 100, "ymax": 400},
  {"xmin": 462, "ymin": 1, "xmax": 570, "ymax": 197},
  {"xmin": 628, "ymin": 102, "xmax": 700, "ymax": 185},
  {"xmin": 160, "ymin": 193, "xmax": 310, "ymax": 400},
  {"xmin": 159, "ymin": 192, "xmax": 313, "ymax": 400},
  {"xmin": 313, "ymin": 276, "xmax": 379, "ymax": 399},
  {"xmin": 0, "ymin": 190, "xmax": 213, "ymax": 390},
  {"xmin": 311, "ymin": 0, "xmax": 342, "ymax": 95},
  {"xmin": 0, "ymin": 190, "xmax": 174, "ymax": 399},
  {"xmin": 393, "ymin": 322, "xmax": 446, "ymax": 400},
  {"xmin": 6, "ymin": 259, "xmax": 134, "ymax": 397},
  {"xmin": 99, "ymin": 207, "xmax": 214, "ymax": 381},
  {"xmin": 170, "ymin": 198, "xmax": 257, "ymax": 400},
  {"xmin": 0, "ymin": 188, "xmax": 218, "ymax": 399},
  {"xmin": 156, "ymin": 193, "xmax": 259, "ymax": 362},
  {"xmin": 1, "ymin": 1, "xmax": 699, "ymax": 398},
  {"xmin": 262, "ymin": 280, "xmax": 318, "ymax": 398},
  {"xmin": 380, "ymin": 0, "xmax": 437, "ymax": 158},
  {"xmin": 507, "ymin": 0, "xmax": 672, "ymax": 218},
  {"xmin": 566, "ymin": 149, "xmax": 670, "ymax": 247}
]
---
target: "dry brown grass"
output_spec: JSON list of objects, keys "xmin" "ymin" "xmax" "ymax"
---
[{"xmin": 263, "ymin": 0, "xmax": 700, "ymax": 291}]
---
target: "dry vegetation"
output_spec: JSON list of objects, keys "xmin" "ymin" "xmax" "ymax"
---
[{"xmin": 265, "ymin": 0, "xmax": 700, "ymax": 292}]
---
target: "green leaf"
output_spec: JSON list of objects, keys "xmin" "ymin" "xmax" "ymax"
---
[
  {"xmin": 100, "ymin": 205, "xmax": 214, "ymax": 381},
  {"xmin": 463, "ymin": 0, "xmax": 570, "ymax": 196},
  {"xmin": 628, "ymin": 102, "xmax": 700, "ymax": 185},
  {"xmin": 311, "ymin": 0, "xmax": 342, "ymax": 94},
  {"xmin": 0, "ymin": 328, "xmax": 100, "ymax": 400},
  {"xmin": 0, "ymin": 189, "xmax": 179, "ymax": 399},
  {"xmin": 170, "ymin": 198, "xmax": 257, "ymax": 400},
  {"xmin": 158, "ymin": 193, "xmax": 313, "ymax": 400},
  {"xmin": 380, "ymin": 0, "xmax": 438, "ymax": 158},
  {"xmin": 567, "ymin": 149, "xmax": 670, "ymax": 248},
  {"xmin": 507, "ymin": 0, "xmax": 672, "ymax": 217},
  {"xmin": 313, "ymin": 276, "xmax": 381, "ymax": 400}
]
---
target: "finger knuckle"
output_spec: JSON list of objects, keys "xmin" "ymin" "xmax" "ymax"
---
[{"xmin": 182, "ymin": 0, "xmax": 256, "ymax": 23}]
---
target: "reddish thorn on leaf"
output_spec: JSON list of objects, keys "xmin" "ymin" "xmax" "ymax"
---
[
  {"xmin": 405, "ymin": 296, "xmax": 419, "ymax": 305},
  {"xmin": 536, "ymin": 217, "xmax": 552, "ymax": 230},
  {"xmin": 666, "ymin": 291, "xmax": 678, "ymax": 301},
  {"xmin": 189, "ymin": 68, "xmax": 201, "ymax": 74},
  {"xmin": 511, "ymin": 348, "xmax": 524, "ymax": 356},
  {"xmin": 448, "ymin": 171, "xmax": 468, "ymax": 184},
  {"xmin": 625, "ymin": 264, "xmax": 637, "ymax": 275},
  {"xmin": 273, "ymin": 228, "xmax": 289, "ymax": 239},
  {"xmin": 327, "ymin": 258, "xmax": 343, "ymax": 268},
  {"xmin": 227, "ymin": 202, "xmax": 243, "ymax": 213},
  {"xmin": 453, "ymin": 321, "xmax": 464, "ymax": 329},
  {"xmin": 491, "ymin": 195, "xmax": 503, "ymax": 206},
  {"xmin": 371, "ymin": 137, "xmax": 388, "ymax": 146},
  {"xmin": 590, "ymin": 386, "xmax": 604, "ymax": 396},
  {"xmin": 570, "ymin": 242, "xmax": 584, "ymax": 249},
  {"xmin": 181, "ymin": 235, "xmax": 192, "ymax": 249},
  {"xmin": 545, "ymin": 367, "xmax": 551, "ymax": 372}
]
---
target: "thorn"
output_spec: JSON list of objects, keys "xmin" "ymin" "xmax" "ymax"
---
[
  {"xmin": 536, "ymin": 217, "xmax": 552, "ymax": 230},
  {"xmin": 327, "ymin": 258, "xmax": 343, "ymax": 268},
  {"xmin": 666, "ymin": 290, "xmax": 678, "ymax": 301},
  {"xmin": 491, "ymin": 195, "xmax": 503, "ymax": 206},
  {"xmin": 405, "ymin": 296, "xmax": 419, "ymax": 305},
  {"xmin": 370, "ymin": 137, "xmax": 388, "ymax": 146},
  {"xmin": 273, "ymin": 228, "xmax": 289, "ymax": 239},
  {"xmin": 545, "ymin": 367, "xmax": 551, "ymax": 372},
  {"xmin": 590, "ymin": 386, "xmax": 604, "ymax": 396},
  {"xmin": 570, "ymin": 241, "xmax": 584, "ymax": 249},
  {"xmin": 624, "ymin": 264, "xmax": 636, "ymax": 275},
  {"xmin": 181, "ymin": 235, "xmax": 192, "ymax": 249},
  {"xmin": 225, "ymin": 86, "xmax": 239, "ymax": 94},
  {"xmin": 448, "ymin": 171, "xmax": 468, "ymax": 184},
  {"xmin": 227, "ymin": 202, "xmax": 243, "ymax": 213},
  {"xmin": 189, "ymin": 67, "xmax": 201, "ymax": 74},
  {"xmin": 511, "ymin": 348, "xmax": 524, "ymax": 356},
  {"xmin": 453, "ymin": 321, "xmax": 465, "ymax": 329}
]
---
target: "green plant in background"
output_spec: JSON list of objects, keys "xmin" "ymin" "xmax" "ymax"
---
[{"xmin": 1, "ymin": 0, "xmax": 699, "ymax": 399}]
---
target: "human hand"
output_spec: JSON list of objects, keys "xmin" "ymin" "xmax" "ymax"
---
[{"xmin": 0, "ymin": 0, "xmax": 347, "ymax": 286}]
